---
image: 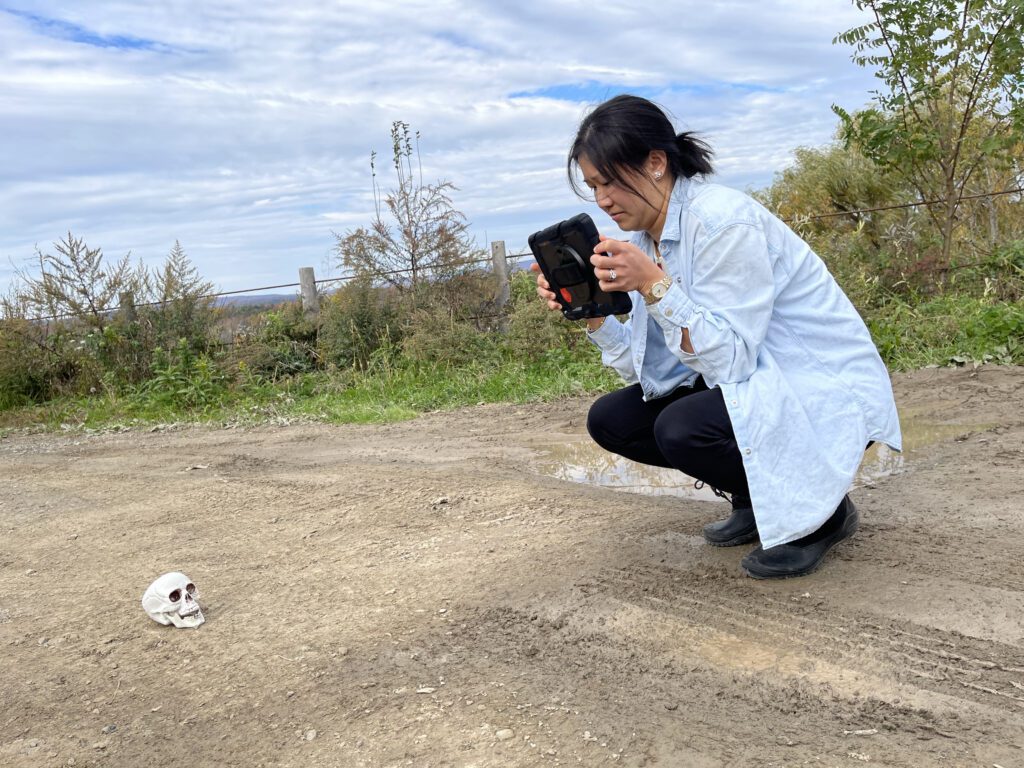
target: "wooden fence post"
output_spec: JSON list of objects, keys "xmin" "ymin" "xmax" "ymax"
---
[
  {"xmin": 490, "ymin": 241, "xmax": 510, "ymax": 327},
  {"xmin": 299, "ymin": 267, "xmax": 319, "ymax": 318},
  {"xmin": 118, "ymin": 291, "xmax": 137, "ymax": 323}
]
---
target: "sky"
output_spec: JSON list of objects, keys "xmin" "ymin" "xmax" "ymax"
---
[{"xmin": 0, "ymin": 1, "xmax": 878, "ymax": 298}]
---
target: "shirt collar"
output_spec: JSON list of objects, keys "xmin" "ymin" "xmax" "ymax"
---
[{"xmin": 654, "ymin": 176, "xmax": 690, "ymax": 245}]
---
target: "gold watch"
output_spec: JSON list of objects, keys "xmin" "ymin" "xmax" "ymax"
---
[{"xmin": 643, "ymin": 276, "xmax": 672, "ymax": 305}]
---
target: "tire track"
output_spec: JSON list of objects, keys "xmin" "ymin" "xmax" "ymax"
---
[
  {"xmin": 443, "ymin": 599, "xmax": 984, "ymax": 765},
  {"xmin": 598, "ymin": 564, "xmax": 1024, "ymax": 716}
]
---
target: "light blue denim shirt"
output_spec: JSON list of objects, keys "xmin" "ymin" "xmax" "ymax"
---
[{"xmin": 588, "ymin": 176, "xmax": 902, "ymax": 548}]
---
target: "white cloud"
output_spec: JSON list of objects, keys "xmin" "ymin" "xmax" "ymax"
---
[{"xmin": 0, "ymin": 0, "xmax": 877, "ymax": 295}]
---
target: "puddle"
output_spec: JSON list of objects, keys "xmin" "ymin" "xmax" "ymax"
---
[
  {"xmin": 535, "ymin": 438, "xmax": 728, "ymax": 502},
  {"xmin": 535, "ymin": 409, "xmax": 991, "ymax": 499}
]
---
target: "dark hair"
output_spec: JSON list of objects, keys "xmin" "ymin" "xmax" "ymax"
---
[{"xmin": 568, "ymin": 94, "xmax": 714, "ymax": 205}]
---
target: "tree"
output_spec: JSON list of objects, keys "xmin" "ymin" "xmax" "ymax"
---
[
  {"xmin": 6, "ymin": 235, "xmax": 219, "ymax": 394},
  {"xmin": 755, "ymin": 140, "xmax": 900, "ymax": 244},
  {"xmin": 18, "ymin": 232, "xmax": 139, "ymax": 329},
  {"xmin": 141, "ymin": 240, "xmax": 216, "ymax": 352},
  {"xmin": 833, "ymin": 0, "xmax": 1024, "ymax": 267},
  {"xmin": 334, "ymin": 121, "xmax": 485, "ymax": 304},
  {"xmin": 755, "ymin": 140, "xmax": 920, "ymax": 299}
]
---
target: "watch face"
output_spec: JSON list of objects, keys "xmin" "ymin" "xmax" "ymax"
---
[{"xmin": 652, "ymin": 279, "xmax": 670, "ymax": 298}]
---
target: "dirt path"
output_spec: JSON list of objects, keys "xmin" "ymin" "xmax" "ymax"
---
[{"xmin": 2, "ymin": 366, "xmax": 1023, "ymax": 767}]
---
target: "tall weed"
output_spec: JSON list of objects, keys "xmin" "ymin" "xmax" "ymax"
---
[{"xmin": 141, "ymin": 339, "xmax": 228, "ymax": 410}]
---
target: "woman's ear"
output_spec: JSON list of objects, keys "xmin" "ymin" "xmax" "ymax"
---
[{"xmin": 646, "ymin": 150, "xmax": 668, "ymax": 179}]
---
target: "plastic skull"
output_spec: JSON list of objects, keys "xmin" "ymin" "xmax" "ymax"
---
[{"xmin": 142, "ymin": 572, "xmax": 205, "ymax": 628}]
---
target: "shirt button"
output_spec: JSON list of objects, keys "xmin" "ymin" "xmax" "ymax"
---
[
  {"xmin": 744, "ymin": 448, "xmax": 752, "ymax": 456},
  {"xmin": 665, "ymin": 308, "xmax": 674, "ymax": 317},
  {"xmin": 731, "ymin": 399, "xmax": 738, "ymax": 406}
]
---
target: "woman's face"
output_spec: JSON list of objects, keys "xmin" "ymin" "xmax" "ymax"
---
[{"xmin": 577, "ymin": 153, "xmax": 666, "ymax": 233}]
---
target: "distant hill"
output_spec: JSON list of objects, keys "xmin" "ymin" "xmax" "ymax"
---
[{"xmin": 213, "ymin": 293, "xmax": 297, "ymax": 307}]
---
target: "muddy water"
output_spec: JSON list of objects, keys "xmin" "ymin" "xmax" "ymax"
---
[{"xmin": 535, "ymin": 408, "xmax": 989, "ymax": 500}]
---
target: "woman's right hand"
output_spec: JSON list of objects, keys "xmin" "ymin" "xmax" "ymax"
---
[{"xmin": 530, "ymin": 263, "xmax": 563, "ymax": 312}]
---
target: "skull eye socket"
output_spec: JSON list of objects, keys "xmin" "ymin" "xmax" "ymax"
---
[
  {"xmin": 168, "ymin": 589, "xmax": 182, "ymax": 602},
  {"xmin": 185, "ymin": 583, "xmax": 197, "ymax": 595}
]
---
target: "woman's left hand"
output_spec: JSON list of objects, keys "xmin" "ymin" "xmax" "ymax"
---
[{"xmin": 591, "ymin": 237, "xmax": 664, "ymax": 293}]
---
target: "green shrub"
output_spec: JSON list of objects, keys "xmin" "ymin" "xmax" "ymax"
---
[
  {"xmin": 0, "ymin": 319, "xmax": 51, "ymax": 410},
  {"xmin": 226, "ymin": 302, "xmax": 318, "ymax": 380},
  {"xmin": 401, "ymin": 307, "xmax": 499, "ymax": 367},
  {"xmin": 140, "ymin": 339, "xmax": 228, "ymax": 410},
  {"xmin": 415, "ymin": 269, "xmax": 500, "ymax": 325},
  {"xmin": 501, "ymin": 271, "xmax": 591, "ymax": 361},
  {"xmin": 318, "ymin": 279, "xmax": 402, "ymax": 369},
  {"xmin": 943, "ymin": 239, "xmax": 1024, "ymax": 301}
]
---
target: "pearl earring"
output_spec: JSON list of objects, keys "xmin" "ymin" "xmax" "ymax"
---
[{"xmin": 654, "ymin": 171, "xmax": 663, "ymax": 180}]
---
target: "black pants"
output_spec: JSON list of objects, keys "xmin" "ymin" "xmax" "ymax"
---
[{"xmin": 586, "ymin": 380, "xmax": 751, "ymax": 505}]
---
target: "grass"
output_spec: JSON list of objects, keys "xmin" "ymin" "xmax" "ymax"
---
[
  {"xmin": 866, "ymin": 294, "xmax": 1024, "ymax": 370},
  {"xmin": 2, "ymin": 294, "xmax": 1020, "ymax": 435},
  {"xmin": 0, "ymin": 350, "xmax": 621, "ymax": 433}
]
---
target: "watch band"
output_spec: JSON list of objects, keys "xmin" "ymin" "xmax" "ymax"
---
[{"xmin": 643, "ymin": 276, "xmax": 672, "ymax": 305}]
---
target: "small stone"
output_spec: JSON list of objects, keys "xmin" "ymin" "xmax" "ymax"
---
[
  {"xmin": 416, "ymin": 687, "xmax": 437, "ymax": 694},
  {"xmin": 496, "ymin": 729, "xmax": 515, "ymax": 741},
  {"xmin": 432, "ymin": 496, "xmax": 449, "ymax": 505},
  {"xmin": 25, "ymin": 569, "xmax": 35, "ymax": 576},
  {"xmin": 286, "ymin": 691, "xmax": 295, "ymax": 698},
  {"xmin": 28, "ymin": 739, "xmax": 38, "ymax": 747},
  {"xmin": 151, "ymin": 706, "xmax": 162, "ymax": 712},
  {"xmin": 305, "ymin": 729, "xmax": 317, "ymax": 741},
  {"xmin": 102, "ymin": 724, "xmax": 117, "ymax": 734},
  {"xmin": 92, "ymin": 742, "xmax": 106, "ymax": 750}
]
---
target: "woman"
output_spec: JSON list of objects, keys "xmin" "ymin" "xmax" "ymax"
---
[{"xmin": 533, "ymin": 94, "xmax": 902, "ymax": 579}]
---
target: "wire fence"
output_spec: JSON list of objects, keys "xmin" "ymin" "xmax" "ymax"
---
[
  {"xmin": 777, "ymin": 185, "xmax": 1023, "ymax": 224},
  {"xmin": 19, "ymin": 250, "xmax": 534, "ymax": 324},
  {"xmin": 10, "ymin": 184, "xmax": 1023, "ymax": 325}
]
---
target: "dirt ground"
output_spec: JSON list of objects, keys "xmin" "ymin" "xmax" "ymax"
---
[{"xmin": 2, "ymin": 365, "xmax": 1023, "ymax": 768}]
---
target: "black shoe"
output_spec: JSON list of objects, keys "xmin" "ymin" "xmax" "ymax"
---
[
  {"xmin": 740, "ymin": 496, "xmax": 859, "ymax": 579},
  {"xmin": 702, "ymin": 498, "xmax": 758, "ymax": 547}
]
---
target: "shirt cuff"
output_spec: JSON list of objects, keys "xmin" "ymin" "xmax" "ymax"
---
[
  {"xmin": 586, "ymin": 314, "xmax": 621, "ymax": 345},
  {"xmin": 647, "ymin": 282, "xmax": 695, "ymax": 332}
]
